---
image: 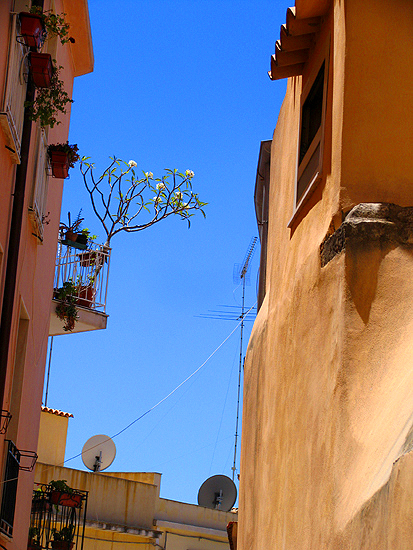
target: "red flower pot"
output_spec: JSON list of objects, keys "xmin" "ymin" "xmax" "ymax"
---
[
  {"xmin": 49, "ymin": 151, "xmax": 69, "ymax": 179},
  {"xmin": 51, "ymin": 542, "xmax": 74, "ymax": 550},
  {"xmin": 30, "ymin": 52, "xmax": 53, "ymax": 88},
  {"xmin": 77, "ymin": 286, "xmax": 95, "ymax": 309},
  {"xmin": 50, "ymin": 490, "xmax": 82, "ymax": 508},
  {"xmin": 78, "ymin": 251, "xmax": 105, "ymax": 267},
  {"xmin": 19, "ymin": 12, "xmax": 45, "ymax": 48}
]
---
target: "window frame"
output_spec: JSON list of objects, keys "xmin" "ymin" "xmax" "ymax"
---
[{"xmin": 288, "ymin": 39, "xmax": 330, "ymax": 227}]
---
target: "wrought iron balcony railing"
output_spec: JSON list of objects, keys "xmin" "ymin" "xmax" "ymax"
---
[{"xmin": 54, "ymin": 241, "xmax": 111, "ymax": 314}]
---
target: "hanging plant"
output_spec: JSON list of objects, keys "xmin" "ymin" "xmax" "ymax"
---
[
  {"xmin": 25, "ymin": 64, "xmax": 73, "ymax": 128},
  {"xmin": 27, "ymin": 6, "xmax": 74, "ymax": 45},
  {"xmin": 54, "ymin": 280, "xmax": 79, "ymax": 332},
  {"xmin": 48, "ymin": 142, "xmax": 80, "ymax": 178}
]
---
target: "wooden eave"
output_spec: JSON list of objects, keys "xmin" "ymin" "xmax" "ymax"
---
[
  {"xmin": 268, "ymin": 4, "xmax": 329, "ymax": 81},
  {"xmin": 63, "ymin": 0, "xmax": 94, "ymax": 77}
]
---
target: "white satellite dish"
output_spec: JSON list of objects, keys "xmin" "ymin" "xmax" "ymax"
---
[
  {"xmin": 81, "ymin": 434, "xmax": 116, "ymax": 472},
  {"xmin": 197, "ymin": 475, "xmax": 237, "ymax": 512}
]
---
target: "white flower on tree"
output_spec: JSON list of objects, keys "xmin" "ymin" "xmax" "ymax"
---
[{"xmin": 80, "ymin": 159, "xmax": 207, "ymax": 246}]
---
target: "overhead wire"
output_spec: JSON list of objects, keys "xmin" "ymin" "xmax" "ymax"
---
[{"xmin": 0, "ymin": 303, "xmax": 257, "ymax": 487}]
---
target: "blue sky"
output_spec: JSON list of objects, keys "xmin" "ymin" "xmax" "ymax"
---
[{"xmin": 46, "ymin": 0, "xmax": 288, "ymax": 505}]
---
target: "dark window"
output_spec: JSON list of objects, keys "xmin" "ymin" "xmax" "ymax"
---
[
  {"xmin": 0, "ymin": 441, "xmax": 20, "ymax": 537},
  {"xmin": 299, "ymin": 62, "xmax": 325, "ymax": 164}
]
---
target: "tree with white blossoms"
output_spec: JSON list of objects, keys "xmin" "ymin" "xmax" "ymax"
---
[{"xmin": 80, "ymin": 157, "xmax": 207, "ymax": 247}]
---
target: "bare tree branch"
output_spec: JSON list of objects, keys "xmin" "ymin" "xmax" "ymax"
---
[{"xmin": 80, "ymin": 159, "xmax": 207, "ymax": 246}]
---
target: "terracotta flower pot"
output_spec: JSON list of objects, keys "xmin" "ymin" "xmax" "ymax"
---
[
  {"xmin": 50, "ymin": 490, "xmax": 82, "ymax": 508},
  {"xmin": 49, "ymin": 150, "xmax": 69, "ymax": 179},
  {"xmin": 78, "ymin": 251, "xmax": 104, "ymax": 267},
  {"xmin": 51, "ymin": 542, "xmax": 74, "ymax": 550},
  {"xmin": 77, "ymin": 285, "xmax": 95, "ymax": 308},
  {"xmin": 19, "ymin": 12, "xmax": 45, "ymax": 48},
  {"xmin": 30, "ymin": 52, "xmax": 53, "ymax": 88}
]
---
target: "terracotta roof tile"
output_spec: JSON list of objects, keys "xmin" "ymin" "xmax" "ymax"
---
[{"xmin": 41, "ymin": 406, "xmax": 73, "ymax": 418}]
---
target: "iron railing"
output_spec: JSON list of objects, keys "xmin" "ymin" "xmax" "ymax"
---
[
  {"xmin": 0, "ymin": 441, "xmax": 20, "ymax": 537},
  {"xmin": 30, "ymin": 483, "xmax": 88, "ymax": 550},
  {"xmin": 54, "ymin": 241, "xmax": 111, "ymax": 313}
]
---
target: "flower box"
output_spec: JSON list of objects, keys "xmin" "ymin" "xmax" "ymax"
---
[
  {"xmin": 49, "ymin": 150, "xmax": 69, "ymax": 179},
  {"xmin": 29, "ymin": 52, "xmax": 53, "ymax": 88},
  {"xmin": 77, "ymin": 285, "xmax": 95, "ymax": 308},
  {"xmin": 78, "ymin": 250, "xmax": 105, "ymax": 267},
  {"xmin": 19, "ymin": 12, "xmax": 45, "ymax": 48},
  {"xmin": 51, "ymin": 542, "xmax": 74, "ymax": 550},
  {"xmin": 50, "ymin": 490, "xmax": 82, "ymax": 508}
]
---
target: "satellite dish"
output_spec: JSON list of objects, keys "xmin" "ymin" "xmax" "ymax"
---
[
  {"xmin": 197, "ymin": 475, "xmax": 237, "ymax": 512},
  {"xmin": 81, "ymin": 434, "xmax": 116, "ymax": 472}
]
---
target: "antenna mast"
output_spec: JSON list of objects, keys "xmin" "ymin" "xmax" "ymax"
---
[{"xmin": 232, "ymin": 237, "xmax": 257, "ymax": 481}]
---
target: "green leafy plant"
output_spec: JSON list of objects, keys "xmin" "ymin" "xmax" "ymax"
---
[
  {"xmin": 81, "ymin": 228, "xmax": 98, "ymax": 246},
  {"xmin": 52, "ymin": 526, "xmax": 75, "ymax": 542},
  {"xmin": 49, "ymin": 480, "xmax": 73, "ymax": 493},
  {"xmin": 29, "ymin": 6, "xmax": 73, "ymax": 45},
  {"xmin": 59, "ymin": 211, "xmax": 84, "ymax": 239},
  {"xmin": 54, "ymin": 282, "xmax": 79, "ymax": 332},
  {"xmin": 25, "ymin": 64, "xmax": 73, "ymax": 128},
  {"xmin": 28, "ymin": 526, "xmax": 41, "ymax": 547},
  {"xmin": 48, "ymin": 142, "xmax": 80, "ymax": 168},
  {"xmin": 80, "ymin": 158, "xmax": 207, "ymax": 247}
]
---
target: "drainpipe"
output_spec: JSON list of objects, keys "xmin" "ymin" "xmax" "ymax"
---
[{"xmin": 0, "ymin": 0, "xmax": 43, "ymax": 413}]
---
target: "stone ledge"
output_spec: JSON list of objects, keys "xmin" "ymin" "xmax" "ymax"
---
[{"xmin": 320, "ymin": 203, "xmax": 413, "ymax": 267}]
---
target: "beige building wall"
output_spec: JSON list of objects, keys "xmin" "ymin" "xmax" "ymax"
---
[
  {"xmin": 35, "ymin": 409, "xmax": 235, "ymax": 550},
  {"xmin": 239, "ymin": 0, "xmax": 413, "ymax": 549}
]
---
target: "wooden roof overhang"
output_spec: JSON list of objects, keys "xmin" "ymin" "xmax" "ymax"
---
[{"xmin": 268, "ymin": 3, "xmax": 330, "ymax": 81}]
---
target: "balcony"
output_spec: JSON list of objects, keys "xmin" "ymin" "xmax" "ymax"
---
[
  {"xmin": 49, "ymin": 241, "xmax": 111, "ymax": 335},
  {"xmin": 30, "ymin": 482, "xmax": 87, "ymax": 550}
]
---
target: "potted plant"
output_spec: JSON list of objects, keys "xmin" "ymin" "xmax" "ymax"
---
[
  {"xmin": 54, "ymin": 282, "xmax": 79, "ymax": 332},
  {"xmin": 77, "ymin": 283, "xmax": 95, "ymax": 309},
  {"xmin": 78, "ymin": 248, "xmax": 104, "ymax": 268},
  {"xmin": 48, "ymin": 142, "xmax": 80, "ymax": 179},
  {"xmin": 19, "ymin": 7, "xmax": 73, "ymax": 49},
  {"xmin": 28, "ymin": 526, "xmax": 41, "ymax": 550},
  {"xmin": 25, "ymin": 64, "xmax": 73, "ymax": 128},
  {"xmin": 29, "ymin": 52, "xmax": 53, "ymax": 88},
  {"xmin": 49, "ymin": 480, "xmax": 82, "ymax": 508},
  {"xmin": 51, "ymin": 526, "xmax": 75, "ymax": 550},
  {"xmin": 19, "ymin": 12, "xmax": 45, "ymax": 48},
  {"xmin": 59, "ymin": 211, "xmax": 86, "ymax": 248}
]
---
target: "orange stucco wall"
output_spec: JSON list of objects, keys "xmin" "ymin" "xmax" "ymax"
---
[{"xmin": 239, "ymin": 0, "xmax": 413, "ymax": 549}]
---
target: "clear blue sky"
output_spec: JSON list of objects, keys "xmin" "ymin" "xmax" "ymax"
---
[{"xmin": 46, "ymin": 0, "xmax": 288, "ymax": 505}]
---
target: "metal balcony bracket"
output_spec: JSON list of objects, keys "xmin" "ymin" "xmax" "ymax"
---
[
  {"xmin": 18, "ymin": 450, "xmax": 38, "ymax": 472},
  {"xmin": 0, "ymin": 410, "xmax": 12, "ymax": 434}
]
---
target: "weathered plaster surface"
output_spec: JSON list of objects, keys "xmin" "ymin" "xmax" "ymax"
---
[{"xmin": 238, "ymin": 0, "xmax": 413, "ymax": 547}]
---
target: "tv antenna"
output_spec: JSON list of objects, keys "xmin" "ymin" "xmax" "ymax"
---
[
  {"xmin": 81, "ymin": 434, "xmax": 116, "ymax": 472},
  {"xmin": 231, "ymin": 237, "xmax": 257, "ymax": 481}
]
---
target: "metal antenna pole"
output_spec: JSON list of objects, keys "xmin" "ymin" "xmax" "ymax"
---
[
  {"xmin": 231, "ymin": 237, "xmax": 257, "ymax": 481},
  {"xmin": 232, "ymin": 274, "xmax": 246, "ymax": 481}
]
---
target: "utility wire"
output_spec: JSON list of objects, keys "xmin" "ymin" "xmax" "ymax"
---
[
  {"xmin": 62, "ymin": 303, "xmax": 257, "ymax": 467},
  {"xmin": 0, "ymin": 303, "xmax": 257, "ymax": 488}
]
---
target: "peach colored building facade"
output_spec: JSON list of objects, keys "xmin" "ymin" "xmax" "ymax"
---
[
  {"xmin": 0, "ymin": 1, "xmax": 93, "ymax": 548},
  {"xmin": 239, "ymin": 1, "xmax": 413, "ymax": 549}
]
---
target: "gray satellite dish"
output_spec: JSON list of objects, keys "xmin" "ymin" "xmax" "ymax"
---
[
  {"xmin": 81, "ymin": 434, "xmax": 116, "ymax": 472},
  {"xmin": 197, "ymin": 475, "xmax": 237, "ymax": 511}
]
